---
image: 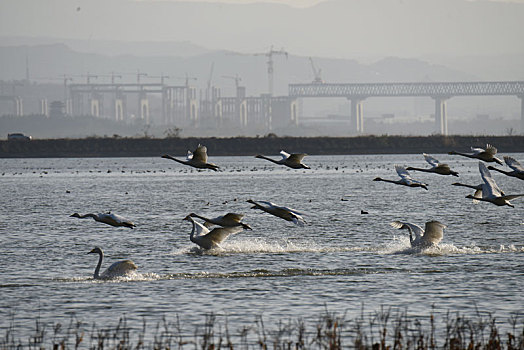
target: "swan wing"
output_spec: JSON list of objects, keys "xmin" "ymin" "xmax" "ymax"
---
[
  {"xmin": 105, "ymin": 213, "xmax": 132, "ymax": 224},
  {"xmin": 395, "ymin": 165, "xmax": 412, "ymax": 180},
  {"xmin": 501, "ymin": 194, "xmax": 524, "ymax": 201},
  {"xmin": 423, "ymin": 153, "xmax": 440, "ymax": 167},
  {"xmin": 205, "ymin": 226, "xmax": 243, "ymax": 244},
  {"xmin": 484, "ymin": 144, "xmax": 498, "ymax": 156},
  {"xmin": 421, "ymin": 221, "xmax": 445, "ymax": 246},
  {"xmin": 504, "ymin": 156, "xmax": 524, "ymax": 172},
  {"xmin": 102, "ymin": 260, "xmax": 137, "ymax": 278},
  {"xmin": 472, "ymin": 188, "xmax": 482, "ymax": 204},
  {"xmin": 287, "ymin": 153, "xmax": 307, "ymax": 163},
  {"xmin": 222, "ymin": 213, "xmax": 245, "ymax": 223},
  {"xmin": 479, "ymin": 162, "xmax": 501, "ymax": 197},
  {"xmin": 279, "ymin": 150, "xmax": 291, "ymax": 160},
  {"xmin": 192, "ymin": 144, "xmax": 209, "ymax": 163},
  {"xmin": 390, "ymin": 221, "xmax": 424, "ymax": 239},
  {"xmin": 186, "ymin": 150, "xmax": 193, "ymax": 160},
  {"xmin": 291, "ymin": 213, "xmax": 307, "ymax": 226},
  {"xmin": 470, "ymin": 146, "xmax": 485, "ymax": 155},
  {"xmin": 193, "ymin": 220, "xmax": 211, "ymax": 236},
  {"xmin": 274, "ymin": 204, "xmax": 304, "ymax": 216}
]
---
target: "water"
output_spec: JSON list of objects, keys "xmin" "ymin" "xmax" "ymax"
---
[{"xmin": 1, "ymin": 154, "xmax": 523, "ymax": 343}]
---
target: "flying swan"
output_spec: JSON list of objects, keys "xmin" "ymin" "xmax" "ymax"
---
[
  {"xmin": 87, "ymin": 247, "xmax": 138, "ymax": 279},
  {"xmin": 487, "ymin": 156, "xmax": 524, "ymax": 181},
  {"xmin": 247, "ymin": 199, "xmax": 306, "ymax": 226},
  {"xmin": 390, "ymin": 220, "xmax": 446, "ymax": 248},
  {"xmin": 70, "ymin": 212, "xmax": 136, "ymax": 228},
  {"xmin": 465, "ymin": 162, "xmax": 524, "ymax": 208},
  {"xmin": 406, "ymin": 153, "xmax": 459, "ymax": 177},
  {"xmin": 255, "ymin": 150, "xmax": 310, "ymax": 169},
  {"xmin": 162, "ymin": 144, "xmax": 219, "ymax": 171},
  {"xmin": 448, "ymin": 144, "xmax": 503, "ymax": 165},
  {"xmin": 183, "ymin": 215, "xmax": 244, "ymax": 250},
  {"xmin": 373, "ymin": 165, "xmax": 428, "ymax": 190},
  {"xmin": 189, "ymin": 212, "xmax": 252, "ymax": 230}
]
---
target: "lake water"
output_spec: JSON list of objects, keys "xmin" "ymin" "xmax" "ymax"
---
[{"xmin": 1, "ymin": 153, "xmax": 523, "ymax": 345}]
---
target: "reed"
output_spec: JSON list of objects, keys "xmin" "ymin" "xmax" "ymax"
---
[{"xmin": 1, "ymin": 308, "xmax": 522, "ymax": 350}]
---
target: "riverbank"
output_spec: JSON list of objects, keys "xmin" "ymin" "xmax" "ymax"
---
[{"xmin": 0, "ymin": 135, "xmax": 522, "ymax": 158}]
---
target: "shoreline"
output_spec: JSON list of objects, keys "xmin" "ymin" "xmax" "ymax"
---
[{"xmin": 0, "ymin": 135, "xmax": 522, "ymax": 158}]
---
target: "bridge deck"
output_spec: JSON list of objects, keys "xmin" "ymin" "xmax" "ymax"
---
[{"xmin": 289, "ymin": 81, "xmax": 524, "ymax": 98}]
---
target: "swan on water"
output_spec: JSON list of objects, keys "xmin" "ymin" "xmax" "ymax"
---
[
  {"xmin": 373, "ymin": 165, "xmax": 428, "ymax": 190},
  {"xmin": 390, "ymin": 220, "xmax": 446, "ymax": 248},
  {"xmin": 465, "ymin": 162, "xmax": 524, "ymax": 208},
  {"xmin": 406, "ymin": 153, "xmax": 459, "ymax": 177},
  {"xmin": 183, "ymin": 215, "xmax": 244, "ymax": 249},
  {"xmin": 448, "ymin": 144, "xmax": 503, "ymax": 165},
  {"xmin": 189, "ymin": 212, "xmax": 252, "ymax": 230},
  {"xmin": 87, "ymin": 247, "xmax": 138, "ymax": 279},
  {"xmin": 487, "ymin": 156, "xmax": 524, "ymax": 181},
  {"xmin": 162, "ymin": 144, "xmax": 219, "ymax": 171},
  {"xmin": 255, "ymin": 150, "xmax": 310, "ymax": 169},
  {"xmin": 247, "ymin": 199, "xmax": 306, "ymax": 226},
  {"xmin": 70, "ymin": 212, "xmax": 136, "ymax": 228}
]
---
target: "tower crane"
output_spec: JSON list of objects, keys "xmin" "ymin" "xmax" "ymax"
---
[
  {"xmin": 309, "ymin": 57, "xmax": 323, "ymax": 84},
  {"xmin": 222, "ymin": 74, "xmax": 242, "ymax": 90},
  {"xmin": 253, "ymin": 46, "xmax": 288, "ymax": 95}
]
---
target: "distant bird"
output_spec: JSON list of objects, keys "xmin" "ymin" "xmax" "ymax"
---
[
  {"xmin": 255, "ymin": 150, "xmax": 310, "ymax": 169},
  {"xmin": 487, "ymin": 156, "xmax": 524, "ymax": 181},
  {"xmin": 189, "ymin": 212, "xmax": 252, "ymax": 230},
  {"xmin": 87, "ymin": 247, "xmax": 138, "ymax": 280},
  {"xmin": 360, "ymin": 210, "xmax": 369, "ymax": 214},
  {"xmin": 183, "ymin": 215, "xmax": 243, "ymax": 250},
  {"xmin": 406, "ymin": 153, "xmax": 459, "ymax": 177},
  {"xmin": 373, "ymin": 165, "xmax": 428, "ymax": 190},
  {"xmin": 247, "ymin": 199, "xmax": 306, "ymax": 226},
  {"xmin": 465, "ymin": 162, "xmax": 524, "ymax": 207},
  {"xmin": 448, "ymin": 144, "xmax": 503, "ymax": 165},
  {"xmin": 390, "ymin": 220, "xmax": 446, "ymax": 248},
  {"xmin": 162, "ymin": 144, "xmax": 219, "ymax": 171},
  {"xmin": 70, "ymin": 212, "xmax": 136, "ymax": 228}
]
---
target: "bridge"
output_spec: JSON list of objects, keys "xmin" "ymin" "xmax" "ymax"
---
[{"xmin": 289, "ymin": 81, "xmax": 524, "ymax": 135}]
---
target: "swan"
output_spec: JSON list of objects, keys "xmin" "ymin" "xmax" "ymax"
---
[
  {"xmin": 70, "ymin": 212, "xmax": 136, "ymax": 228},
  {"xmin": 448, "ymin": 144, "xmax": 503, "ymax": 165},
  {"xmin": 255, "ymin": 150, "xmax": 310, "ymax": 169},
  {"xmin": 373, "ymin": 165, "xmax": 428, "ymax": 190},
  {"xmin": 406, "ymin": 153, "xmax": 459, "ymax": 177},
  {"xmin": 87, "ymin": 247, "xmax": 138, "ymax": 279},
  {"xmin": 247, "ymin": 199, "xmax": 306, "ymax": 226},
  {"xmin": 162, "ymin": 144, "xmax": 219, "ymax": 171},
  {"xmin": 390, "ymin": 220, "xmax": 446, "ymax": 248},
  {"xmin": 189, "ymin": 212, "xmax": 252, "ymax": 230},
  {"xmin": 183, "ymin": 215, "xmax": 244, "ymax": 249},
  {"xmin": 451, "ymin": 182, "xmax": 484, "ymax": 203},
  {"xmin": 487, "ymin": 156, "xmax": 524, "ymax": 180},
  {"xmin": 465, "ymin": 162, "xmax": 524, "ymax": 207}
]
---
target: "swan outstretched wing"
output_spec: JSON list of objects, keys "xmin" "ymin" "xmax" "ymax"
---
[
  {"xmin": 192, "ymin": 144, "xmax": 209, "ymax": 163},
  {"xmin": 501, "ymin": 194, "xmax": 524, "ymax": 201},
  {"xmin": 279, "ymin": 150, "xmax": 291, "ymax": 160},
  {"xmin": 484, "ymin": 144, "xmax": 498, "ymax": 156},
  {"xmin": 423, "ymin": 153, "xmax": 440, "ymax": 167},
  {"xmin": 504, "ymin": 156, "xmax": 524, "ymax": 172},
  {"xmin": 390, "ymin": 221, "xmax": 424, "ymax": 239},
  {"xmin": 479, "ymin": 162, "xmax": 502, "ymax": 197},
  {"xmin": 205, "ymin": 226, "xmax": 243, "ymax": 244},
  {"xmin": 287, "ymin": 153, "xmax": 307, "ymax": 163},
  {"xmin": 193, "ymin": 220, "xmax": 211, "ymax": 237},
  {"xmin": 395, "ymin": 165, "xmax": 412, "ymax": 180},
  {"xmin": 222, "ymin": 213, "xmax": 245, "ymax": 223},
  {"xmin": 471, "ymin": 146, "xmax": 485, "ymax": 155},
  {"xmin": 422, "ymin": 221, "xmax": 445, "ymax": 245}
]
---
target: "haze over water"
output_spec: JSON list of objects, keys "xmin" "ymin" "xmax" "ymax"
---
[{"xmin": 1, "ymin": 154, "xmax": 523, "ymax": 342}]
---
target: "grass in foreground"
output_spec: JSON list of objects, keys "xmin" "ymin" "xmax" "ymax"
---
[{"xmin": 1, "ymin": 308, "xmax": 523, "ymax": 350}]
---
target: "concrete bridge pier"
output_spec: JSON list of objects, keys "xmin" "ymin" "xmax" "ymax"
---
[
  {"xmin": 349, "ymin": 98, "xmax": 364, "ymax": 134},
  {"xmin": 520, "ymin": 95, "xmax": 524, "ymax": 135},
  {"xmin": 434, "ymin": 97, "xmax": 448, "ymax": 135}
]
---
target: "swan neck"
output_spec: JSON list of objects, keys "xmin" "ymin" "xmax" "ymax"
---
[{"xmin": 94, "ymin": 251, "xmax": 103, "ymax": 279}]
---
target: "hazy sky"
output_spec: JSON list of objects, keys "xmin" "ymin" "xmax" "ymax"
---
[{"xmin": 1, "ymin": 0, "xmax": 523, "ymax": 58}]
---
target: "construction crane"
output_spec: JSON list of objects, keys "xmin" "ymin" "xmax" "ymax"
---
[
  {"xmin": 309, "ymin": 57, "xmax": 323, "ymax": 84},
  {"xmin": 222, "ymin": 74, "xmax": 242, "ymax": 90},
  {"xmin": 254, "ymin": 46, "xmax": 288, "ymax": 95}
]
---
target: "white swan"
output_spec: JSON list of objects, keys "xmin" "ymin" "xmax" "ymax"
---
[
  {"xmin": 390, "ymin": 220, "xmax": 446, "ymax": 248},
  {"xmin": 247, "ymin": 199, "xmax": 306, "ymax": 226},
  {"xmin": 189, "ymin": 212, "xmax": 252, "ymax": 230},
  {"xmin": 448, "ymin": 144, "xmax": 503, "ymax": 165},
  {"xmin": 71, "ymin": 212, "xmax": 136, "ymax": 228},
  {"xmin": 87, "ymin": 247, "xmax": 138, "ymax": 279},
  {"xmin": 162, "ymin": 144, "xmax": 219, "ymax": 171},
  {"xmin": 255, "ymin": 150, "xmax": 310, "ymax": 169},
  {"xmin": 183, "ymin": 215, "xmax": 243, "ymax": 249},
  {"xmin": 406, "ymin": 153, "xmax": 459, "ymax": 177},
  {"xmin": 487, "ymin": 156, "xmax": 524, "ymax": 181},
  {"xmin": 373, "ymin": 165, "xmax": 428, "ymax": 190},
  {"xmin": 465, "ymin": 162, "xmax": 524, "ymax": 208}
]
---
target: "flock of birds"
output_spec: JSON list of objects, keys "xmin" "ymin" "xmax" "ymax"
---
[{"xmin": 70, "ymin": 144, "xmax": 523, "ymax": 280}]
